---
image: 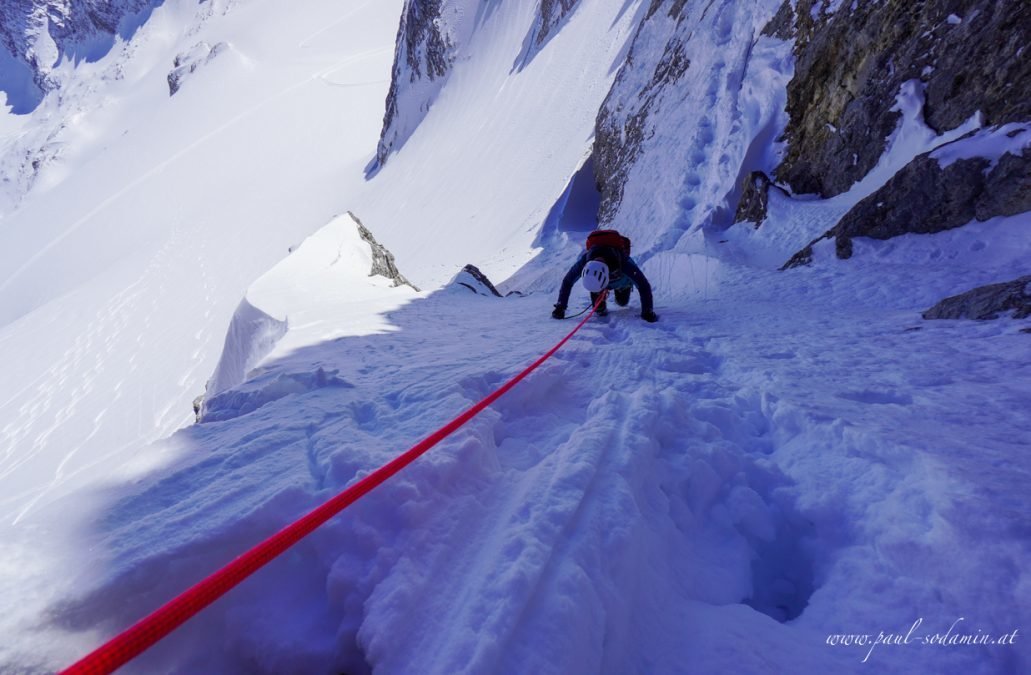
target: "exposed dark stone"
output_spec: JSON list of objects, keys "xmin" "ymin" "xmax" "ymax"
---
[
  {"xmin": 733, "ymin": 171, "xmax": 779, "ymax": 227},
  {"xmin": 513, "ymin": 0, "xmax": 583, "ymax": 71},
  {"xmin": 778, "ymin": 0, "xmax": 1031, "ymax": 198},
  {"xmin": 350, "ymin": 211, "xmax": 419, "ymax": 291},
  {"xmin": 974, "ymin": 148, "xmax": 1031, "ymax": 220},
  {"xmin": 923, "ymin": 275, "xmax": 1031, "ymax": 320},
  {"xmin": 536, "ymin": 0, "xmax": 581, "ymax": 47},
  {"xmin": 761, "ymin": 0, "xmax": 795, "ymax": 40},
  {"xmin": 781, "ymin": 245, "xmax": 814, "ymax": 271},
  {"xmin": 375, "ymin": 0, "xmax": 457, "ymax": 167},
  {"xmin": 452, "ymin": 264, "xmax": 502, "ymax": 297},
  {"xmin": 167, "ymin": 42, "xmax": 227, "ymax": 96},
  {"xmin": 782, "ymin": 133, "xmax": 1031, "ymax": 267}
]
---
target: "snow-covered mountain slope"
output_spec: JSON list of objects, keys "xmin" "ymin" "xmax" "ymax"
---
[
  {"xmin": 359, "ymin": 0, "xmax": 645, "ymax": 290},
  {"xmin": 1, "ymin": 0, "xmax": 1029, "ymax": 673},
  {"xmin": 0, "ymin": 0, "xmax": 404, "ymax": 667},
  {"xmin": 0, "ymin": 0, "xmax": 164, "ymax": 115}
]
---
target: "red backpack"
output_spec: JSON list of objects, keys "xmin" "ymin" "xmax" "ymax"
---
[{"xmin": 585, "ymin": 229, "xmax": 631, "ymax": 257}]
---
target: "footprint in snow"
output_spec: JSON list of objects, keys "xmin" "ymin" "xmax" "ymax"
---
[{"xmin": 835, "ymin": 390, "xmax": 913, "ymax": 405}]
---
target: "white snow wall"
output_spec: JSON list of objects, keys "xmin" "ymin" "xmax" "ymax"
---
[{"xmin": 594, "ymin": 0, "xmax": 790, "ymax": 256}]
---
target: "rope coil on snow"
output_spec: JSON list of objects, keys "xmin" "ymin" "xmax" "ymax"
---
[{"xmin": 61, "ymin": 292, "xmax": 608, "ymax": 675}]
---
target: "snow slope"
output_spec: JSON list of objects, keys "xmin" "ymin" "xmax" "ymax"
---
[
  {"xmin": 0, "ymin": 0, "xmax": 404, "ymax": 667},
  {"xmin": 1, "ymin": 0, "xmax": 1029, "ymax": 673}
]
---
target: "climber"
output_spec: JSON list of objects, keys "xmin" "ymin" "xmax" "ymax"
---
[{"xmin": 551, "ymin": 229, "xmax": 658, "ymax": 322}]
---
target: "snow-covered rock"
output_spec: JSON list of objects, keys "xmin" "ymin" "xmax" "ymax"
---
[
  {"xmin": 448, "ymin": 263, "xmax": 502, "ymax": 297},
  {"xmin": 374, "ymin": 0, "xmax": 472, "ymax": 168},
  {"xmin": 783, "ymin": 124, "xmax": 1031, "ymax": 266},
  {"xmin": 923, "ymin": 274, "xmax": 1031, "ymax": 320},
  {"xmin": 0, "ymin": 0, "xmax": 162, "ymax": 113},
  {"xmin": 376, "ymin": 0, "xmax": 595, "ymax": 170},
  {"xmin": 594, "ymin": 0, "xmax": 789, "ymax": 252},
  {"xmin": 167, "ymin": 40, "xmax": 228, "ymax": 96},
  {"xmin": 777, "ymin": 0, "xmax": 1031, "ymax": 197}
]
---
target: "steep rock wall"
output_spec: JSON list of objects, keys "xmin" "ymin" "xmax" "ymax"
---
[{"xmin": 776, "ymin": 0, "xmax": 1031, "ymax": 198}]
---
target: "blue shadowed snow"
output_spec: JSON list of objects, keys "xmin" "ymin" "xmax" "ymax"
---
[
  {"xmin": 0, "ymin": 47, "xmax": 44, "ymax": 114},
  {"xmin": 539, "ymin": 154, "xmax": 601, "ymax": 240}
]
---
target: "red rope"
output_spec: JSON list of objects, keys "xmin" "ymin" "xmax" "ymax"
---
[{"xmin": 62, "ymin": 292, "xmax": 606, "ymax": 675}]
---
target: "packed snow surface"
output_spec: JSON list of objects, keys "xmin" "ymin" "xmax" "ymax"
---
[{"xmin": 0, "ymin": 0, "xmax": 1028, "ymax": 674}]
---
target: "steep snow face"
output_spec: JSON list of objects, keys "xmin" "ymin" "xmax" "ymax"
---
[
  {"xmin": 0, "ymin": 2, "xmax": 403, "ymax": 667},
  {"xmin": 0, "ymin": 0, "xmax": 164, "ymax": 113},
  {"xmin": 374, "ymin": 0, "xmax": 476, "ymax": 168},
  {"xmin": 376, "ymin": 0, "xmax": 595, "ymax": 168},
  {"xmin": 358, "ymin": 0, "xmax": 646, "ymax": 290},
  {"xmin": 594, "ymin": 0, "xmax": 789, "ymax": 255}
]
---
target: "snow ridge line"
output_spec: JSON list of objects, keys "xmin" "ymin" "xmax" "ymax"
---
[{"xmin": 61, "ymin": 293, "xmax": 608, "ymax": 675}]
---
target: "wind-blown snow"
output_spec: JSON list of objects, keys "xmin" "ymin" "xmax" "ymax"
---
[{"xmin": 0, "ymin": 0, "xmax": 1028, "ymax": 674}]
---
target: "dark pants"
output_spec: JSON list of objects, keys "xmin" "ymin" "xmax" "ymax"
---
[{"xmin": 591, "ymin": 287, "xmax": 632, "ymax": 312}]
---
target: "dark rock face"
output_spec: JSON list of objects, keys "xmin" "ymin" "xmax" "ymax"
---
[
  {"xmin": 760, "ymin": 0, "xmax": 794, "ymax": 41},
  {"xmin": 535, "ymin": 0, "xmax": 581, "ymax": 48},
  {"xmin": 350, "ymin": 212, "xmax": 419, "ymax": 291},
  {"xmin": 375, "ymin": 0, "xmax": 458, "ymax": 168},
  {"xmin": 734, "ymin": 171, "xmax": 778, "ymax": 227},
  {"xmin": 513, "ymin": 0, "xmax": 583, "ymax": 69},
  {"xmin": 777, "ymin": 0, "xmax": 1031, "ymax": 198},
  {"xmin": 452, "ymin": 264, "xmax": 502, "ymax": 297},
  {"xmin": 167, "ymin": 41, "xmax": 227, "ymax": 96},
  {"xmin": 782, "ymin": 133, "xmax": 1031, "ymax": 268},
  {"xmin": 923, "ymin": 275, "xmax": 1031, "ymax": 320},
  {"xmin": 0, "ymin": 0, "xmax": 163, "ymax": 113}
]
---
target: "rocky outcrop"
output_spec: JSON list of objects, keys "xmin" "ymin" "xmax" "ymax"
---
[
  {"xmin": 775, "ymin": 0, "xmax": 1031, "ymax": 197},
  {"xmin": 374, "ymin": 0, "xmax": 469, "ymax": 169},
  {"xmin": 535, "ymin": 0, "xmax": 582, "ymax": 47},
  {"xmin": 923, "ymin": 275, "xmax": 1031, "ymax": 320},
  {"xmin": 782, "ymin": 126, "xmax": 1031, "ymax": 268},
  {"xmin": 168, "ymin": 41, "xmax": 228, "ymax": 96},
  {"xmin": 451, "ymin": 264, "xmax": 502, "ymax": 297},
  {"xmin": 514, "ymin": 0, "xmax": 583, "ymax": 69},
  {"xmin": 0, "ymin": 0, "xmax": 162, "ymax": 113},
  {"xmin": 350, "ymin": 211, "xmax": 419, "ymax": 291},
  {"xmin": 733, "ymin": 171, "xmax": 782, "ymax": 227}
]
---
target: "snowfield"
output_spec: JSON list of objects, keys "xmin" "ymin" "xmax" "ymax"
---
[{"xmin": 1, "ymin": 0, "xmax": 1028, "ymax": 674}]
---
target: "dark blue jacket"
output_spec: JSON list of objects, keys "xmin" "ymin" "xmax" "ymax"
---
[{"xmin": 556, "ymin": 248, "xmax": 654, "ymax": 313}]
